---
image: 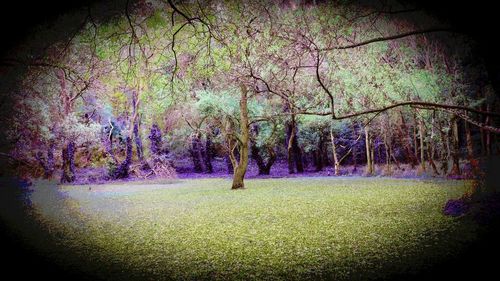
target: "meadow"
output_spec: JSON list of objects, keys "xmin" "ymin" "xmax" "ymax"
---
[{"xmin": 25, "ymin": 177, "xmax": 479, "ymax": 280}]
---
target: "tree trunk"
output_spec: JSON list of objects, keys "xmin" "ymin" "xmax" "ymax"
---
[
  {"xmin": 383, "ymin": 127, "xmax": 392, "ymax": 174},
  {"xmin": 465, "ymin": 121, "xmax": 479, "ymax": 178},
  {"xmin": 330, "ymin": 126, "xmax": 340, "ymax": 176},
  {"xmin": 286, "ymin": 122, "xmax": 295, "ymax": 174},
  {"xmin": 60, "ymin": 141, "xmax": 76, "ymax": 183},
  {"xmin": 365, "ymin": 126, "xmax": 373, "ymax": 175},
  {"xmin": 418, "ymin": 117, "xmax": 426, "ymax": 172},
  {"xmin": 293, "ymin": 137, "xmax": 304, "ymax": 173},
  {"xmin": 427, "ymin": 114, "xmax": 440, "ymax": 175},
  {"xmin": 132, "ymin": 93, "xmax": 144, "ymax": 161},
  {"xmin": 231, "ymin": 84, "xmax": 250, "ymax": 189},
  {"xmin": 437, "ymin": 118, "xmax": 449, "ymax": 175},
  {"xmin": 148, "ymin": 123, "xmax": 163, "ymax": 156},
  {"xmin": 36, "ymin": 142, "xmax": 55, "ymax": 179},
  {"xmin": 449, "ymin": 117, "xmax": 461, "ymax": 176},
  {"xmin": 485, "ymin": 104, "xmax": 491, "ymax": 156},
  {"xmin": 189, "ymin": 133, "xmax": 204, "ymax": 173},
  {"xmin": 225, "ymin": 153, "xmax": 234, "ymax": 174},
  {"xmin": 351, "ymin": 123, "xmax": 358, "ymax": 172},
  {"xmin": 285, "ymin": 104, "xmax": 304, "ymax": 174},
  {"xmin": 399, "ymin": 111, "xmax": 418, "ymax": 167},
  {"xmin": 203, "ymin": 133, "xmax": 214, "ymax": 173},
  {"xmin": 133, "ymin": 121, "xmax": 144, "ymax": 161},
  {"xmin": 251, "ymin": 142, "xmax": 276, "ymax": 175}
]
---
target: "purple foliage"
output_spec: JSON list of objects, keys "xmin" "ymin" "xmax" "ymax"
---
[
  {"xmin": 443, "ymin": 198, "xmax": 470, "ymax": 217},
  {"xmin": 109, "ymin": 137, "xmax": 132, "ymax": 179},
  {"xmin": 148, "ymin": 124, "xmax": 163, "ymax": 156}
]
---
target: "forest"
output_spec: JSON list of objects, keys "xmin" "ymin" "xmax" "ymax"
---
[
  {"xmin": 1, "ymin": 0, "xmax": 500, "ymax": 280},
  {"xmin": 2, "ymin": 0, "xmax": 499, "ymax": 189}
]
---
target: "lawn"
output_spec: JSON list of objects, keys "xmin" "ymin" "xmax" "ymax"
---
[{"xmin": 27, "ymin": 177, "xmax": 478, "ymax": 280}]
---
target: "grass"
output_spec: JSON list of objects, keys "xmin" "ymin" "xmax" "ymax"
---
[{"xmin": 27, "ymin": 177, "xmax": 478, "ymax": 280}]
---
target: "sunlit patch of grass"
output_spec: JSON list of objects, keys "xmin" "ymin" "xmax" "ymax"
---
[{"xmin": 29, "ymin": 177, "xmax": 477, "ymax": 280}]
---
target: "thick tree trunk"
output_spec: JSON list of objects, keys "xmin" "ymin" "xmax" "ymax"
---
[
  {"xmin": 284, "ymin": 105, "xmax": 304, "ymax": 174},
  {"xmin": 231, "ymin": 84, "xmax": 250, "ymax": 189},
  {"xmin": 251, "ymin": 143, "xmax": 276, "ymax": 175},
  {"xmin": 203, "ymin": 133, "xmax": 214, "ymax": 173},
  {"xmin": 189, "ymin": 133, "xmax": 204, "ymax": 173},
  {"xmin": 293, "ymin": 138, "xmax": 304, "ymax": 173},
  {"xmin": 61, "ymin": 141, "xmax": 76, "ymax": 183},
  {"xmin": 148, "ymin": 123, "xmax": 163, "ymax": 156}
]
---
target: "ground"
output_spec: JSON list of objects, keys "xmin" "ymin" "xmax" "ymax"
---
[{"xmin": 4, "ymin": 177, "xmax": 484, "ymax": 280}]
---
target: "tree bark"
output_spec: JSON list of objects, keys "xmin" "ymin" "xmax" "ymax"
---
[
  {"xmin": 399, "ymin": 111, "xmax": 418, "ymax": 167},
  {"xmin": 132, "ymin": 93, "xmax": 144, "ymax": 161},
  {"xmin": 60, "ymin": 141, "xmax": 76, "ymax": 183},
  {"xmin": 35, "ymin": 142, "xmax": 55, "ymax": 179},
  {"xmin": 365, "ymin": 125, "xmax": 373, "ymax": 175},
  {"xmin": 231, "ymin": 84, "xmax": 250, "ymax": 189},
  {"xmin": 418, "ymin": 117, "xmax": 426, "ymax": 172},
  {"xmin": 189, "ymin": 133, "xmax": 204, "ymax": 173},
  {"xmin": 148, "ymin": 123, "xmax": 163, "ymax": 156},
  {"xmin": 330, "ymin": 126, "xmax": 340, "ymax": 175},
  {"xmin": 465, "ymin": 120, "xmax": 479, "ymax": 178},
  {"xmin": 449, "ymin": 117, "xmax": 461, "ymax": 176},
  {"xmin": 203, "ymin": 133, "xmax": 214, "ymax": 173}
]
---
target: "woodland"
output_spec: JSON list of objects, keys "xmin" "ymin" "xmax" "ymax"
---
[
  {"xmin": 2, "ymin": 0, "xmax": 499, "ymax": 190},
  {"xmin": 0, "ymin": 0, "xmax": 500, "ymax": 280}
]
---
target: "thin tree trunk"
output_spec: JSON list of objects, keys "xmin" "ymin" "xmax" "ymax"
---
[
  {"xmin": 365, "ymin": 125, "xmax": 373, "ymax": 175},
  {"xmin": 449, "ymin": 117, "xmax": 461, "ymax": 176},
  {"xmin": 330, "ymin": 126, "xmax": 340, "ymax": 175},
  {"xmin": 351, "ymin": 123, "xmax": 358, "ymax": 172},
  {"xmin": 225, "ymin": 154, "xmax": 234, "ymax": 174},
  {"xmin": 132, "ymin": 93, "xmax": 144, "ymax": 162},
  {"xmin": 437, "ymin": 118, "xmax": 449, "ymax": 174},
  {"xmin": 465, "ymin": 121, "xmax": 479, "ymax": 178},
  {"xmin": 485, "ymin": 104, "xmax": 491, "ymax": 156},
  {"xmin": 315, "ymin": 136, "xmax": 324, "ymax": 172},
  {"xmin": 427, "ymin": 113, "xmax": 439, "ymax": 175},
  {"xmin": 418, "ymin": 117, "xmax": 426, "ymax": 172},
  {"xmin": 384, "ymin": 127, "xmax": 392, "ymax": 174},
  {"xmin": 286, "ymin": 119, "xmax": 295, "ymax": 174},
  {"xmin": 399, "ymin": 111, "xmax": 418, "ymax": 167}
]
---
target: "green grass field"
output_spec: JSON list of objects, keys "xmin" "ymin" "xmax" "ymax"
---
[{"xmin": 28, "ymin": 177, "xmax": 478, "ymax": 280}]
